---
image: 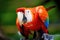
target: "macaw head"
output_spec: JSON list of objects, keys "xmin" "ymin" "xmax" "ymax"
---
[{"xmin": 16, "ymin": 8, "xmax": 33, "ymax": 25}]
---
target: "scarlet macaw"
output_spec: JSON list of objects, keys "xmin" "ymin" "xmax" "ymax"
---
[{"xmin": 16, "ymin": 6, "xmax": 49, "ymax": 40}]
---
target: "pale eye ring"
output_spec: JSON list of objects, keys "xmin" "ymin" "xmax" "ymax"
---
[
  {"xmin": 25, "ymin": 10, "xmax": 30, "ymax": 13},
  {"xmin": 27, "ymin": 10, "xmax": 29, "ymax": 13}
]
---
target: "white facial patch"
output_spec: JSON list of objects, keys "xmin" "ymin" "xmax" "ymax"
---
[
  {"xmin": 25, "ymin": 10, "xmax": 32, "ymax": 22},
  {"xmin": 17, "ymin": 12, "xmax": 23, "ymax": 25}
]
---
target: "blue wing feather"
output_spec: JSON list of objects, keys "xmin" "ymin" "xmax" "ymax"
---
[{"xmin": 44, "ymin": 17, "xmax": 49, "ymax": 28}]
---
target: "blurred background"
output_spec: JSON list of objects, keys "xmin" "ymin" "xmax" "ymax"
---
[{"xmin": 0, "ymin": 0, "xmax": 60, "ymax": 40}]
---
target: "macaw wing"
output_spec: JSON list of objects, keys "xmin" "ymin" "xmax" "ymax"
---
[
  {"xmin": 36, "ymin": 6, "xmax": 49, "ymax": 28},
  {"xmin": 44, "ymin": 17, "xmax": 49, "ymax": 28}
]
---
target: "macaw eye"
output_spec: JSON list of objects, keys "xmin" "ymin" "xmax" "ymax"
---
[
  {"xmin": 25, "ymin": 10, "xmax": 30, "ymax": 14},
  {"xmin": 27, "ymin": 10, "xmax": 29, "ymax": 13}
]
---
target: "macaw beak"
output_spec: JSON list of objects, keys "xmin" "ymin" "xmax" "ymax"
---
[{"xmin": 17, "ymin": 8, "xmax": 27, "ymax": 24}]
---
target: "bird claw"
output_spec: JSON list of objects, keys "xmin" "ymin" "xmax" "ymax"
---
[{"xmin": 43, "ymin": 33, "xmax": 54, "ymax": 40}]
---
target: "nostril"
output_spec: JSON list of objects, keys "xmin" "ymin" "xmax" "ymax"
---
[{"xmin": 22, "ymin": 14, "xmax": 27, "ymax": 23}]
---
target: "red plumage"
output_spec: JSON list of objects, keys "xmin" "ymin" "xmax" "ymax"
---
[{"xmin": 16, "ymin": 6, "xmax": 48, "ymax": 37}]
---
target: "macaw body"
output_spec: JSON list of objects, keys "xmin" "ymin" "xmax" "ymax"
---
[{"xmin": 16, "ymin": 6, "xmax": 49, "ymax": 38}]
